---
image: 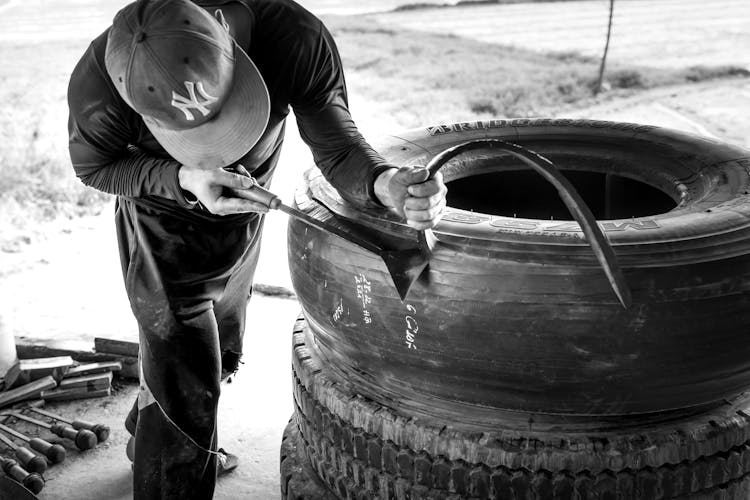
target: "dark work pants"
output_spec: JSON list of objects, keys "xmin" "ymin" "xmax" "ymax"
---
[{"xmin": 115, "ymin": 197, "xmax": 263, "ymax": 500}]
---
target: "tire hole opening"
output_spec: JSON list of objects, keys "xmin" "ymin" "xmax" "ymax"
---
[{"xmin": 446, "ymin": 170, "xmax": 676, "ymax": 220}]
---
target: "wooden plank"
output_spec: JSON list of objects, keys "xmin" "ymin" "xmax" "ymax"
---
[
  {"xmin": 15, "ymin": 343, "xmax": 138, "ymax": 380},
  {"xmin": 16, "ymin": 343, "xmax": 102, "ymax": 362},
  {"xmin": 0, "ymin": 376, "xmax": 57, "ymax": 408},
  {"xmin": 4, "ymin": 356, "xmax": 74, "ymax": 389},
  {"xmin": 58, "ymin": 372, "xmax": 112, "ymax": 391},
  {"xmin": 40, "ymin": 386, "xmax": 111, "ymax": 402},
  {"xmin": 118, "ymin": 356, "xmax": 139, "ymax": 380},
  {"xmin": 64, "ymin": 361, "xmax": 122, "ymax": 379},
  {"xmin": 94, "ymin": 338, "xmax": 138, "ymax": 357}
]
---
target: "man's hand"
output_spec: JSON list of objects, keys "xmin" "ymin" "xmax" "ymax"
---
[
  {"xmin": 374, "ymin": 166, "xmax": 447, "ymax": 230},
  {"xmin": 177, "ymin": 166, "xmax": 270, "ymax": 216}
]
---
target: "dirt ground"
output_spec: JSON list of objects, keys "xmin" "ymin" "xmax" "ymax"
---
[{"xmin": 374, "ymin": 0, "xmax": 750, "ymax": 69}]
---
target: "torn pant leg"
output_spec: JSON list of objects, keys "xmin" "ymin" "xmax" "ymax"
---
[{"xmin": 215, "ymin": 220, "xmax": 263, "ymax": 379}]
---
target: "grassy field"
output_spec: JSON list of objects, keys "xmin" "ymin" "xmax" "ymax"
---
[
  {"xmin": 0, "ymin": 37, "xmax": 110, "ymax": 251},
  {"xmin": 297, "ymin": 0, "xmax": 578, "ymax": 16},
  {"xmin": 0, "ymin": 14, "xmax": 745, "ymax": 250},
  {"xmin": 377, "ymin": 0, "xmax": 750, "ymax": 69},
  {"xmin": 327, "ymin": 16, "xmax": 746, "ymax": 126}
]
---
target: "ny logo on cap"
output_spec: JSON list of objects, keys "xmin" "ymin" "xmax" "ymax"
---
[{"xmin": 171, "ymin": 81, "xmax": 218, "ymax": 121}]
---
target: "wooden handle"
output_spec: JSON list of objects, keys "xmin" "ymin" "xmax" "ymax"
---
[
  {"xmin": 1, "ymin": 456, "xmax": 44, "ymax": 493},
  {"xmin": 51, "ymin": 424, "xmax": 96, "ymax": 450},
  {"xmin": 73, "ymin": 420, "xmax": 110, "ymax": 443},
  {"xmin": 15, "ymin": 448, "xmax": 46, "ymax": 474},
  {"xmin": 29, "ymin": 437, "xmax": 65, "ymax": 463}
]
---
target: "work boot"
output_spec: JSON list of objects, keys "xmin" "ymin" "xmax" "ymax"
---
[
  {"xmin": 126, "ymin": 436, "xmax": 238, "ymax": 476},
  {"xmin": 126, "ymin": 435, "xmax": 135, "ymax": 462},
  {"xmin": 217, "ymin": 448, "xmax": 239, "ymax": 476},
  {"xmin": 220, "ymin": 350, "xmax": 243, "ymax": 382}
]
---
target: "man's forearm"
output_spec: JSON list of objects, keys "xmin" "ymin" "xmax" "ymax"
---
[
  {"xmin": 74, "ymin": 150, "xmax": 194, "ymax": 207},
  {"xmin": 304, "ymin": 133, "xmax": 395, "ymax": 208}
]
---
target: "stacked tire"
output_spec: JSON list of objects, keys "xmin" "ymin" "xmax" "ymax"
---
[{"xmin": 281, "ymin": 119, "xmax": 750, "ymax": 499}]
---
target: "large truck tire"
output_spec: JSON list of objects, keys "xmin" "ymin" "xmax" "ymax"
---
[
  {"xmin": 281, "ymin": 417, "xmax": 338, "ymax": 500},
  {"xmin": 287, "ymin": 118, "xmax": 750, "ymax": 416},
  {"xmin": 291, "ymin": 317, "xmax": 750, "ymax": 500}
]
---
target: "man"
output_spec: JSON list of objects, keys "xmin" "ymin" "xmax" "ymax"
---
[{"xmin": 67, "ymin": 0, "xmax": 446, "ymax": 498}]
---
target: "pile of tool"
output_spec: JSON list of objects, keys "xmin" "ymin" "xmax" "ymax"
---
[
  {"xmin": 0, "ymin": 407, "xmax": 109, "ymax": 495},
  {"xmin": 0, "ymin": 357, "xmax": 121, "ymax": 497}
]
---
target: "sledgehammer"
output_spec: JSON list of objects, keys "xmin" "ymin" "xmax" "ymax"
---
[
  {"xmin": 0, "ymin": 456, "xmax": 44, "ymax": 494},
  {"xmin": 7, "ymin": 412, "xmax": 97, "ymax": 451},
  {"xmin": 26, "ymin": 407, "xmax": 110, "ymax": 443},
  {"xmin": 0, "ymin": 432, "xmax": 47, "ymax": 474},
  {"xmin": 0, "ymin": 422, "xmax": 66, "ymax": 463}
]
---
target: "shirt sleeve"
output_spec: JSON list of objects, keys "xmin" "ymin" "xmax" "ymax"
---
[
  {"xmin": 290, "ymin": 22, "xmax": 395, "ymax": 208},
  {"xmin": 67, "ymin": 41, "xmax": 195, "ymax": 207}
]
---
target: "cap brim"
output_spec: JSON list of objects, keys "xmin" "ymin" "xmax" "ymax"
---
[{"xmin": 143, "ymin": 42, "xmax": 270, "ymax": 169}]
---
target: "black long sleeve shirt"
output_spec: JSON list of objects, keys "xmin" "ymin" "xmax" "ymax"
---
[{"xmin": 67, "ymin": 0, "xmax": 392, "ymax": 215}]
